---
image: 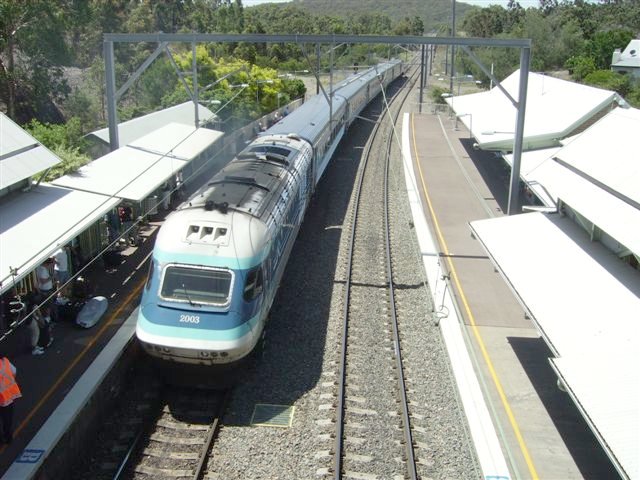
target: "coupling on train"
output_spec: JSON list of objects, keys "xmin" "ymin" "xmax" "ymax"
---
[{"xmin": 136, "ymin": 59, "xmax": 404, "ymax": 366}]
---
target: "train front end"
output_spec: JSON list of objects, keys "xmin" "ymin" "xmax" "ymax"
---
[{"xmin": 136, "ymin": 206, "xmax": 268, "ymax": 366}]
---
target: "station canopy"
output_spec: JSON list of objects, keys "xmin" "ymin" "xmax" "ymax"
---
[
  {"xmin": 503, "ymin": 107, "xmax": 640, "ymax": 256},
  {"xmin": 52, "ymin": 123, "xmax": 223, "ymax": 202},
  {"xmin": 552, "ymin": 106, "xmax": 639, "ymax": 206},
  {"xmin": 446, "ymin": 70, "xmax": 619, "ymax": 151},
  {"xmin": 0, "ymin": 113, "xmax": 61, "ymax": 190},
  {"xmin": 86, "ymin": 101, "xmax": 217, "ymax": 147},
  {"xmin": 469, "ymin": 212, "xmax": 639, "ymax": 480},
  {"xmin": 0, "ymin": 184, "xmax": 119, "ymax": 294}
]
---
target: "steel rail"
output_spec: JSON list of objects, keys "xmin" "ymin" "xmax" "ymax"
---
[
  {"xmin": 334, "ymin": 60, "xmax": 419, "ymax": 479},
  {"xmin": 111, "ymin": 388, "xmax": 230, "ymax": 480},
  {"xmin": 382, "ymin": 80, "xmax": 418, "ymax": 480},
  {"xmin": 192, "ymin": 389, "xmax": 230, "ymax": 480},
  {"xmin": 112, "ymin": 388, "xmax": 165, "ymax": 480}
]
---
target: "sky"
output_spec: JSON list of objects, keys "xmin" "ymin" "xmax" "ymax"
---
[{"xmin": 241, "ymin": 0, "xmax": 544, "ymax": 8}]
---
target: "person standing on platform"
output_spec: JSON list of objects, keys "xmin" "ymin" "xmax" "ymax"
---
[
  {"xmin": 35, "ymin": 259, "xmax": 54, "ymax": 298},
  {"xmin": 0, "ymin": 356, "xmax": 22, "ymax": 443},
  {"xmin": 52, "ymin": 246, "xmax": 70, "ymax": 289},
  {"xmin": 28, "ymin": 305, "xmax": 44, "ymax": 355}
]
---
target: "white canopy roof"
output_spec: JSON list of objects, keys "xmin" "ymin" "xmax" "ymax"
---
[
  {"xmin": 0, "ymin": 113, "xmax": 61, "ymax": 189},
  {"xmin": 447, "ymin": 70, "xmax": 618, "ymax": 151},
  {"xmin": 469, "ymin": 212, "xmax": 640, "ymax": 480},
  {"xmin": 0, "ymin": 184, "xmax": 119, "ymax": 294},
  {"xmin": 503, "ymin": 108, "xmax": 640, "ymax": 256},
  {"xmin": 87, "ymin": 102, "xmax": 217, "ymax": 147},
  {"xmin": 550, "ymin": 355, "xmax": 639, "ymax": 480},
  {"xmin": 52, "ymin": 124, "xmax": 222, "ymax": 202},
  {"xmin": 553, "ymin": 107, "xmax": 640, "ymax": 206},
  {"xmin": 129, "ymin": 123, "xmax": 224, "ymax": 160},
  {"xmin": 503, "ymin": 147, "xmax": 560, "ymax": 207},
  {"xmin": 51, "ymin": 147, "xmax": 186, "ymax": 202}
]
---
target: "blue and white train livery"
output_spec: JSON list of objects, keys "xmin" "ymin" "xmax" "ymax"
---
[{"xmin": 136, "ymin": 59, "xmax": 403, "ymax": 365}]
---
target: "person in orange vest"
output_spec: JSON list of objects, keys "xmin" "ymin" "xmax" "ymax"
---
[{"xmin": 0, "ymin": 356, "xmax": 22, "ymax": 444}]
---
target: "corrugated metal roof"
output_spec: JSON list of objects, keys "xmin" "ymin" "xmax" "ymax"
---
[
  {"xmin": 51, "ymin": 147, "xmax": 186, "ymax": 202},
  {"xmin": 0, "ymin": 184, "xmax": 119, "ymax": 294},
  {"xmin": 0, "ymin": 113, "xmax": 61, "ymax": 189},
  {"xmin": 469, "ymin": 211, "xmax": 640, "ymax": 480},
  {"xmin": 503, "ymin": 108, "xmax": 640, "ymax": 256},
  {"xmin": 447, "ymin": 70, "xmax": 618, "ymax": 151},
  {"xmin": 503, "ymin": 147, "xmax": 561, "ymax": 207},
  {"xmin": 129, "ymin": 123, "xmax": 223, "ymax": 160},
  {"xmin": 553, "ymin": 107, "xmax": 640, "ymax": 206},
  {"xmin": 87, "ymin": 101, "xmax": 216, "ymax": 146},
  {"xmin": 550, "ymin": 354, "xmax": 639, "ymax": 480},
  {"xmin": 52, "ymin": 125, "xmax": 222, "ymax": 202},
  {"xmin": 505, "ymin": 149, "xmax": 640, "ymax": 256}
]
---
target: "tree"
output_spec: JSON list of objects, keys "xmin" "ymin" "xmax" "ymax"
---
[
  {"xmin": 626, "ymin": 85, "xmax": 640, "ymax": 109},
  {"xmin": 583, "ymin": 69, "xmax": 631, "ymax": 97},
  {"xmin": 0, "ymin": 1, "xmax": 70, "ymax": 122},
  {"xmin": 565, "ymin": 55, "xmax": 596, "ymax": 81},
  {"xmin": 392, "ymin": 16, "xmax": 424, "ymax": 36},
  {"xmin": 586, "ymin": 29, "xmax": 634, "ymax": 70},
  {"xmin": 461, "ymin": 6, "xmax": 507, "ymax": 38}
]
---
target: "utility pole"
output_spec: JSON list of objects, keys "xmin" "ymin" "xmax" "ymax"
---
[
  {"xmin": 419, "ymin": 45, "xmax": 425, "ymax": 114},
  {"xmin": 449, "ymin": 0, "xmax": 456, "ymax": 95}
]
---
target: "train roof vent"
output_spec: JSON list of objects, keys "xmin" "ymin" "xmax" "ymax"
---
[
  {"xmin": 264, "ymin": 153, "xmax": 289, "ymax": 166},
  {"xmin": 287, "ymin": 133, "xmax": 301, "ymax": 141},
  {"xmin": 185, "ymin": 223, "xmax": 230, "ymax": 245},
  {"xmin": 220, "ymin": 175, "xmax": 270, "ymax": 192},
  {"xmin": 204, "ymin": 200, "xmax": 229, "ymax": 214}
]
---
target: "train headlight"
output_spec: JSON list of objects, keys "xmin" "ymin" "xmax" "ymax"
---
[
  {"xmin": 161, "ymin": 347, "xmax": 172, "ymax": 354},
  {"xmin": 221, "ymin": 352, "xmax": 229, "ymax": 358},
  {"xmin": 200, "ymin": 351, "xmax": 210, "ymax": 358}
]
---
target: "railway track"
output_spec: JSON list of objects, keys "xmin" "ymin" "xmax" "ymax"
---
[
  {"xmin": 114, "ymin": 386, "xmax": 230, "ymax": 480},
  {"xmin": 70, "ymin": 359, "xmax": 230, "ymax": 480},
  {"xmin": 333, "ymin": 64, "xmax": 421, "ymax": 479}
]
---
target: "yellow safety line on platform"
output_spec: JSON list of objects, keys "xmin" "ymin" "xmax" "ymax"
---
[
  {"xmin": 410, "ymin": 113, "xmax": 539, "ymax": 480},
  {"xmin": 3, "ymin": 278, "xmax": 145, "ymax": 453}
]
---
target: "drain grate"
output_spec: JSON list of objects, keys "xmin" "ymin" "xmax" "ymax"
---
[{"xmin": 250, "ymin": 404, "xmax": 295, "ymax": 428}]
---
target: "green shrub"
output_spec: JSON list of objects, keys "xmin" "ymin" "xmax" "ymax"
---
[{"xmin": 430, "ymin": 86, "xmax": 450, "ymax": 104}]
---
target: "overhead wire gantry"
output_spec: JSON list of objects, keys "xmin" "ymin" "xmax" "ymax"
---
[{"xmin": 103, "ymin": 33, "xmax": 531, "ymax": 215}]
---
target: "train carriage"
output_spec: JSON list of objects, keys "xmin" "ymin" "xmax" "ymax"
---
[{"xmin": 136, "ymin": 59, "xmax": 402, "ymax": 366}]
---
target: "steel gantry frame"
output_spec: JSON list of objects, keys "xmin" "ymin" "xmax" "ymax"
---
[{"xmin": 103, "ymin": 33, "xmax": 531, "ymax": 215}]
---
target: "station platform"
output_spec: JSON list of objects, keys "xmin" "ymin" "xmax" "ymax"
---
[
  {"xmin": 404, "ymin": 111, "xmax": 619, "ymax": 479},
  {"xmin": 0, "ymin": 214, "xmax": 160, "ymax": 476}
]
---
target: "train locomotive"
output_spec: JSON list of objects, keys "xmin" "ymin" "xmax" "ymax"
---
[{"xmin": 135, "ymin": 59, "xmax": 403, "ymax": 366}]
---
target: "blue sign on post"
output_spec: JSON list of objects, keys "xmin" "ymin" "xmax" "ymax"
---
[{"xmin": 16, "ymin": 449, "xmax": 44, "ymax": 464}]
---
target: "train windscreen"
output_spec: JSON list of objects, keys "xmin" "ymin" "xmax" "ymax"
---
[{"xmin": 160, "ymin": 265, "xmax": 232, "ymax": 307}]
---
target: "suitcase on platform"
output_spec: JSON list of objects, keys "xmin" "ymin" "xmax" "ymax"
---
[{"xmin": 76, "ymin": 296, "xmax": 108, "ymax": 329}]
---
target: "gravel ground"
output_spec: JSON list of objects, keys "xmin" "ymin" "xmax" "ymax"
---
[
  {"xmin": 386, "ymin": 110, "xmax": 480, "ymax": 479},
  {"xmin": 206, "ymin": 79, "xmax": 480, "ymax": 479}
]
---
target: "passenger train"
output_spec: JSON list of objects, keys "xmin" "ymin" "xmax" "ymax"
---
[{"xmin": 136, "ymin": 59, "xmax": 404, "ymax": 366}]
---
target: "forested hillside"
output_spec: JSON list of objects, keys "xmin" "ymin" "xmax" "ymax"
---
[
  {"xmin": 1, "ymin": 0, "xmax": 639, "ymax": 177},
  {"xmin": 290, "ymin": 0, "xmax": 471, "ymax": 33}
]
